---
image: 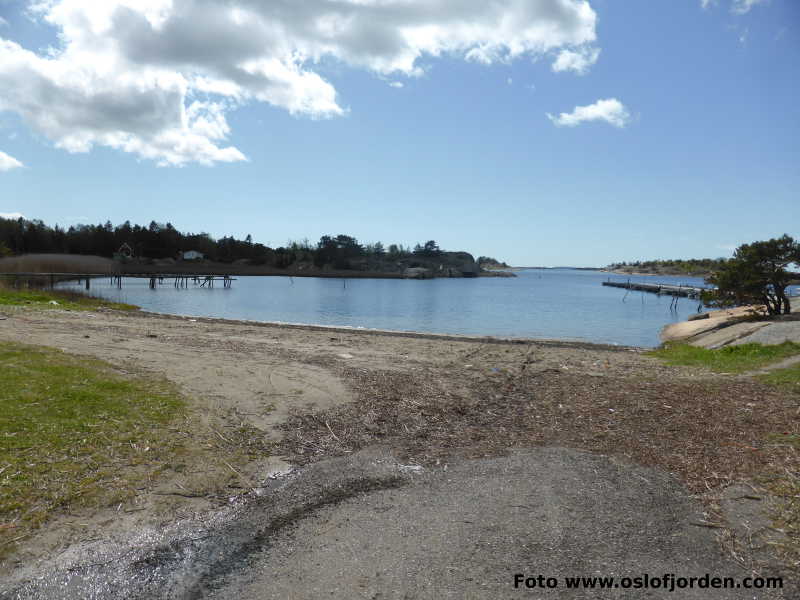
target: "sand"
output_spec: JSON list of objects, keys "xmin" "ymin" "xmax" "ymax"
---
[{"xmin": 0, "ymin": 307, "xmax": 659, "ymax": 442}]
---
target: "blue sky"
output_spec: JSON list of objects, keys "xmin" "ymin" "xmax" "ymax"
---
[{"xmin": 0, "ymin": 0, "xmax": 797, "ymax": 267}]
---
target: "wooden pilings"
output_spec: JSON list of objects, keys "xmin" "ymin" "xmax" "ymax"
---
[{"xmin": 2, "ymin": 272, "xmax": 234, "ymax": 290}]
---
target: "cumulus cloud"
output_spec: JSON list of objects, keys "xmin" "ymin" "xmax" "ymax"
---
[
  {"xmin": 388, "ymin": 81, "xmax": 404, "ymax": 88},
  {"xmin": 551, "ymin": 46, "xmax": 600, "ymax": 75},
  {"xmin": 0, "ymin": 0, "xmax": 599, "ymax": 166},
  {"xmin": 0, "ymin": 150, "xmax": 24, "ymax": 171},
  {"xmin": 547, "ymin": 98, "xmax": 631, "ymax": 128},
  {"xmin": 0, "ymin": 16, "xmax": 8, "ymax": 27},
  {"xmin": 731, "ymin": 0, "xmax": 768, "ymax": 14},
  {"xmin": 0, "ymin": 212, "xmax": 25, "ymax": 219}
]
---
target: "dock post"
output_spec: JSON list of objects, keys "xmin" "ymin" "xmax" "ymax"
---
[{"xmin": 85, "ymin": 277, "xmax": 90, "ymax": 290}]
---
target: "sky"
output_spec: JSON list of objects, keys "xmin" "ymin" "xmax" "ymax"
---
[{"xmin": 0, "ymin": 0, "xmax": 797, "ymax": 267}]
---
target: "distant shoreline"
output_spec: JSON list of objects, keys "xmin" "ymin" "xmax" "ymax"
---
[
  {"xmin": 0, "ymin": 259, "xmax": 517, "ymax": 280},
  {"xmin": 114, "ymin": 264, "xmax": 517, "ymax": 279},
  {"xmin": 602, "ymin": 269, "xmax": 711, "ymax": 278}
]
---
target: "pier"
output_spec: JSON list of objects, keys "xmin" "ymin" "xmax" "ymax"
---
[
  {"xmin": 602, "ymin": 280, "xmax": 707, "ymax": 298},
  {"xmin": 0, "ymin": 273, "xmax": 236, "ymax": 290}
]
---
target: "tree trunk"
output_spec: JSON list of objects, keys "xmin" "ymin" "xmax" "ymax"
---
[
  {"xmin": 773, "ymin": 285, "xmax": 790, "ymax": 315},
  {"xmin": 763, "ymin": 293, "xmax": 777, "ymax": 316},
  {"xmin": 780, "ymin": 292, "xmax": 791, "ymax": 314}
]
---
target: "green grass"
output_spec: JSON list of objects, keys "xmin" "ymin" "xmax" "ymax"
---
[
  {"xmin": 649, "ymin": 341, "xmax": 800, "ymax": 373},
  {"xmin": 0, "ymin": 342, "xmax": 183, "ymax": 557},
  {"xmin": 758, "ymin": 364, "xmax": 800, "ymax": 393},
  {"xmin": 0, "ymin": 286, "xmax": 137, "ymax": 311}
]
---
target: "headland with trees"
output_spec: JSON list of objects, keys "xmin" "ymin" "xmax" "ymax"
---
[
  {"xmin": 0, "ymin": 216, "xmax": 513, "ymax": 279},
  {"xmin": 605, "ymin": 258, "xmax": 731, "ymax": 277}
]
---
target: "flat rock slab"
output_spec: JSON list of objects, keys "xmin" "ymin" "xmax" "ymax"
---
[
  {"xmin": 689, "ymin": 321, "xmax": 772, "ymax": 349},
  {"xmin": 2, "ymin": 448, "xmax": 789, "ymax": 600},
  {"xmin": 731, "ymin": 321, "xmax": 800, "ymax": 346},
  {"xmin": 661, "ymin": 318, "xmax": 731, "ymax": 343}
]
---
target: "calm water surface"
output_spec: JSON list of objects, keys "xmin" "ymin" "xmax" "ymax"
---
[{"xmin": 59, "ymin": 269, "xmax": 726, "ymax": 347}]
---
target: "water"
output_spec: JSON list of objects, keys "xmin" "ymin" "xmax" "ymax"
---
[{"xmin": 57, "ymin": 269, "xmax": 728, "ymax": 347}]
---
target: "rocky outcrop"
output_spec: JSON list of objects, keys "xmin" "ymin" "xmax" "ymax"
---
[
  {"xmin": 403, "ymin": 267, "xmax": 432, "ymax": 279},
  {"xmin": 657, "ymin": 305, "xmax": 799, "ymax": 349}
]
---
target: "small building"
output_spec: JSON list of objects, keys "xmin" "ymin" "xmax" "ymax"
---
[
  {"xmin": 113, "ymin": 243, "xmax": 134, "ymax": 262},
  {"xmin": 181, "ymin": 250, "xmax": 205, "ymax": 261}
]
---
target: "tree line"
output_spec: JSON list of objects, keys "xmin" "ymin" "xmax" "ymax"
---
[
  {"xmin": 607, "ymin": 258, "xmax": 730, "ymax": 274},
  {"xmin": 0, "ymin": 216, "xmax": 456, "ymax": 271}
]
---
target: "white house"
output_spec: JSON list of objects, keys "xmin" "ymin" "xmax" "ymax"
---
[{"xmin": 181, "ymin": 250, "xmax": 204, "ymax": 261}]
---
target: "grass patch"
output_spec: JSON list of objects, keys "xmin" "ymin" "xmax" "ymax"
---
[
  {"xmin": 0, "ymin": 285, "xmax": 137, "ymax": 311},
  {"xmin": 649, "ymin": 341, "xmax": 800, "ymax": 373},
  {"xmin": 0, "ymin": 342, "xmax": 183, "ymax": 558},
  {"xmin": 758, "ymin": 364, "xmax": 800, "ymax": 394}
]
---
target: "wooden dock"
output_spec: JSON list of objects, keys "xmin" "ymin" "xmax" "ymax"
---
[
  {"xmin": 0, "ymin": 272, "xmax": 236, "ymax": 290},
  {"xmin": 602, "ymin": 280, "xmax": 707, "ymax": 298}
]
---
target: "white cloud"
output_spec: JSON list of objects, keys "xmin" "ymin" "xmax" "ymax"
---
[
  {"xmin": 0, "ymin": 16, "xmax": 8, "ymax": 27},
  {"xmin": 0, "ymin": 150, "xmax": 24, "ymax": 171},
  {"xmin": 0, "ymin": 0, "xmax": 599, "ymax": 166},
  {"xmin": 551, "ymin": 46, "xmax": 600, "ymax": 75},
  {"xmin": 700, "ymin": 0, "xmax": 718, "ymax": 9},
  {"xmin": 388, "ymin": 81, "xmax": 404, "ymax": 88},
  {"xmin": 0, "ymin": 212, "xmax": 25, "ymax": 219},
  {"xmin": 732, "ymin": 0, "xmax": 768, "ymax": 14},
  {"xmin": 547, "ymin": 98, "xmax": 631, "ymax": 128}
]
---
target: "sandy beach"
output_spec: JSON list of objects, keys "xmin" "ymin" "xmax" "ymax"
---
[{"xmin": 0, "ymin": 306, "xmax": 797, "ymax": 596}]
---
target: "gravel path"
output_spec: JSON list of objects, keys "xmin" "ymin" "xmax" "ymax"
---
[{"xmin": 2, "ymin": 448, "xmax": 790, "ymax": 599}]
